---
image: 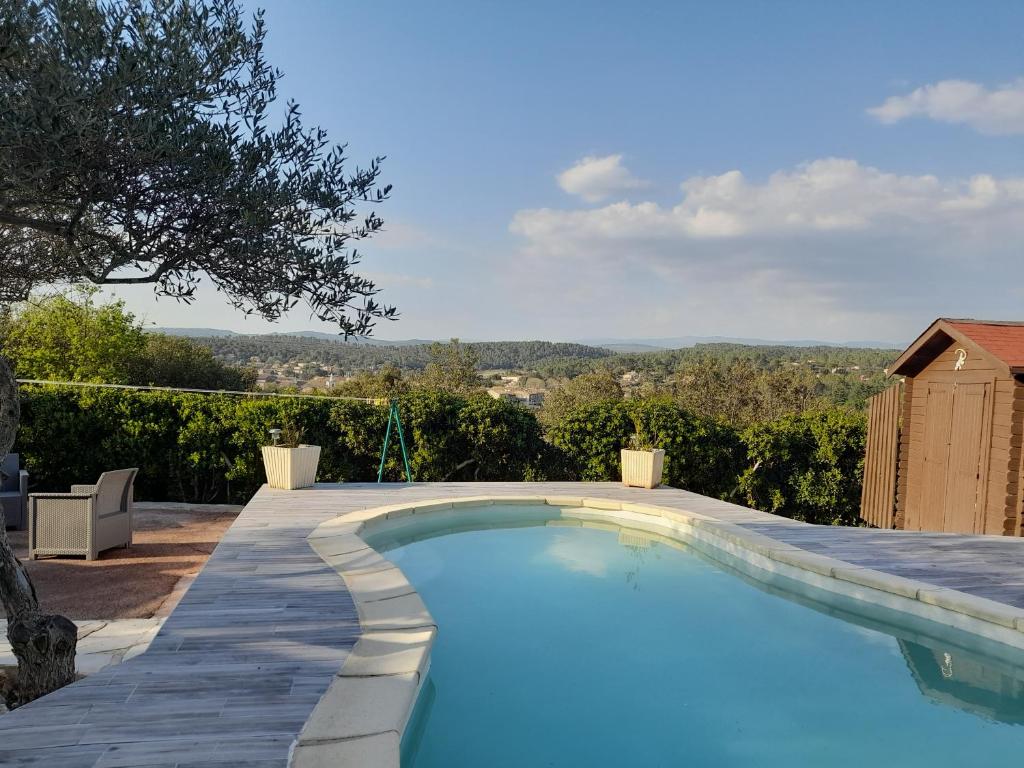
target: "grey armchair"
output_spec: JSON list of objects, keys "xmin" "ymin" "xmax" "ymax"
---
[
  {"xmin": 0, "ymin": 453, "xmax": 28, "ymax": 531},
  {"xmin": 29, "ymin": 468, "xmax": 138, "ymax": 560}
]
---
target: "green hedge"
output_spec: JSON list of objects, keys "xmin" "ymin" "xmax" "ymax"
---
[
  {"xmin": 16, "ymin": 387, "xmax": 549, "ymax": 503},
  {"xmin": 548, "ymin": 400, "xmax": 865, "ymax": 523},
  {"xmin": 547, "ymin": 399, "xmax": 743, "ymax": 499},
  {"xmin": 14, "ymin": 385, "xmax": 866, "ymax": 524}
]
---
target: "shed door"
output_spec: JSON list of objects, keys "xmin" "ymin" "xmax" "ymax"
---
[
  {"xmin": 942, "ymin": 382, "xmax": 992, "ymax": 534},
  {"xmin": 919, "ymin": 382, "xmax": 954, "ymax": 531}
]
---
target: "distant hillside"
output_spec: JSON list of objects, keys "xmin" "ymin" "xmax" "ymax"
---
[
  {"xmin": 192, "ymin": 336, "xmax": 614, "ymax": 371},
  {"xmin": 598, "ymin": 343, "xmax": 670, "ymax": 353},
  {"xmin": 578, "ymin": 335, "xmax": 904, "ymax": 350},
  {"xmin": 526, "ymin": 341, "xmax": 900, "ymax": 379},
  {"xmin": 153, "ymin": 327, "xmax": 240, "ymax": 337},
  {"xmin": 153, "ymin": 327, "xmax": 436, "ymax": 346},
  {"xmin": 157, "ymin": 327, "xmax": 904, "ymax": 350},
  {"xmin": 273, "ymin": 332, "xmax": 435, "ymax": 346}
]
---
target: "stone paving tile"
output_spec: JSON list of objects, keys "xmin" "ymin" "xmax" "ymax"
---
[
  {"xmin": 7, "ymin": 481, "xmax": 1024, "ymax": 764},
  {"xmin": 0, "ymin": 745, "xmax": 109, "ymax": 767},
  {"xmin": 739, "ymin": 519, "xmax": 1024, "ymax": 607}
]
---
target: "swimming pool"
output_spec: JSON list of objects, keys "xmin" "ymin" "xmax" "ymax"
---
[{"xmin": 361, "ymin": 503, "xmax": 1024, "ymax": 768}]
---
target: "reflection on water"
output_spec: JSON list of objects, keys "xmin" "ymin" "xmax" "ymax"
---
[
  {"xmin": 373, "ymin": 505, "xmax": 1024, "ymax": 765},
  {"xmin": 689, "ymin": 525, "xmax": 1024, "ymax": 729},
  {"xmin": 900, "ymin": 640, "xmax": 1024, "ymax": 725},
  {"xmin": 617, "ymin": 529, "xmax": 660, "ymax": 591}
]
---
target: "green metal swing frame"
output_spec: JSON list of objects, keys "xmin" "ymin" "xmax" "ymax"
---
[{"xmin": 377, "ymin": 399, "xmax": 413, "ymax": 483}]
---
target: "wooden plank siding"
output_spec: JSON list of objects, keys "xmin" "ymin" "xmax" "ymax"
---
[
  {"xmin": 902, "ymin": 373, "xmax": 930, "ymax": 531},
  {"xmin": 1007, "ymin": 381, "xmax": 1024, "ymax": 536},
  {"xmin": 860, "ymin": 383, "xmax": 902, "ymax": 529},
  {"xmin": 894, "ymin": 378, "xmax": 914, "ymax": 530},
  {"xmin": 899, "ymin": 338, "xmax": 1022, "ymax": 535}
]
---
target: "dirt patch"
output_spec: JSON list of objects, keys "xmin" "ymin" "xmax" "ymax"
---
[{"xmin": 6, "ymin": 503, "xmax": 241, "ymax": 620}]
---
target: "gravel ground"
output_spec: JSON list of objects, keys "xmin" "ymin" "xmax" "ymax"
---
[{"xmin": 6, "ymin": 502, "xmax": 241, "ymax": 620}]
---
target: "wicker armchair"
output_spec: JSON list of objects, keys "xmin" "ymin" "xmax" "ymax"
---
[
  {"xmin": 29, "ymin": 468, "xmax": 138, "ymax": 560},
  {"xmin": 0, "ymin": 453, "xmax": 28, "ymax": 531}
]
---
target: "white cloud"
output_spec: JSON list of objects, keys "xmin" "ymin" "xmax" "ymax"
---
[
  {"xmin": 507, "ymin": 158, "xmax": 1024, "ymax": 341},
  {"xmin": 556, "ymin": 154, "xmax": 647, "ymax": 203},
  {"xmin": 867, "ymin": 78, "xmax": 1024, "ymax": 135},
  {"xmin": 516, "ymin": 158, "xmax": 1024, "ymax": 244},
  {"xmin": 543, "ymin": 534, "xmax": 608, "ymax": 578}
]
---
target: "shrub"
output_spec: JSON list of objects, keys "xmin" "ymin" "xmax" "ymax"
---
[
  {"xmin": 15, "ymin": 386, "xmax": 552, "ymax": 502},
  {"xmin": 627, "ymin": 399, "xmax": 743, "ymax": 500},
  {"xmin": 547, "ymin": 401, "xmax": 632, "ymax": 481},
  {"xmin": 547, "ymin": 399, "xmax": 744, "ymax": 498},
  {"xmin": 737, "ymin": 408, "xmax": 867, "ymax": 525},
  {"xmin": 15, "ymin": 385, "xmax": 868, "ymax": 525}
]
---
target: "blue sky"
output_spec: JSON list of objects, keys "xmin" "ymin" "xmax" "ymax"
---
[{"xmin": 110, "ymin": 0, "xmax": 1024, "ymax": 343}]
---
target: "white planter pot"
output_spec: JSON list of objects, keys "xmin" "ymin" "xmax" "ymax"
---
[
  {"xmin": 620, "ymin": 449, "xmax": 665, "ymax": 489},
  {"xmin": 262, "ymin": 444, "xmax": 321, "ymax": 490}
]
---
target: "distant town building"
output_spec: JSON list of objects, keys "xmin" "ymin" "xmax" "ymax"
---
[
  {"xmin": 487, "ymin": 388, "xmax": 545, "ymax": 407},
  {"xmin": 620, "ymin": 371, "xmax": 641, "ymax": 386},
  {"xmin": 487, "ymin": 389, "xmax": 519, "ymax": 403},
  {"xmin": 522, "ymin": 391, "xmax": 545, "ymax": 407}
]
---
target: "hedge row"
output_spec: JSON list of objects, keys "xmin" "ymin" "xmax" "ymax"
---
[{"xmin": 14, "ymin": 386, "xmax": 867, "ymax": 524}]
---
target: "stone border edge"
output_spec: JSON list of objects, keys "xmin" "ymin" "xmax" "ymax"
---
[{"xmin": 291, "ymin": 494, "xmax": 1024, "ymax": 767}]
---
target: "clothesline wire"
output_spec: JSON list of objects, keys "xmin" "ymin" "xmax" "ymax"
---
[{"xmin": 15, "ymin": 378, "xmax": 379, "ymax": 404}]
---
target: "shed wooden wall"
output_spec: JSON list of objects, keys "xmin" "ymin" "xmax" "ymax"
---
[
  {"xmin": 894, "ymin": 378, "xmax": 913, "ymax": 530},
  {"xmin": 897, "ymin": 340, "xmax": 1023, "ymax": 535},
  {"xmin": 860, "ymin": 383, "xmax": 901, "ymax": 529},
  {"xmin": 1010, "ymin": 380, "xmax": 1024, "ymax": 537},
  {"xmin": 993, "ymin": 379, "xmax": 1024, "ymax": 535}
]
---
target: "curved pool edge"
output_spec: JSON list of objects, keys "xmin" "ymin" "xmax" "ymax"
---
[{"xmin": 290, "ymin": 494, "xmax": 1024, "ymax": 768}]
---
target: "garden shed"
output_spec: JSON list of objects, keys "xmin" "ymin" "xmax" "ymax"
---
[{"xmin": 860, "ymin": 318, "xmax": 1024, "ymax": 536}]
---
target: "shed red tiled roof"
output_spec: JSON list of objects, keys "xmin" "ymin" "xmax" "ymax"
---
[{"xmin": 946, "ymin": 320, "xmax": 1024, "ymax": 370}]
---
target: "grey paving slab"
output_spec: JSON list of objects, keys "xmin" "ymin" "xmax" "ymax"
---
[
  {"xmin": 738, "ymin": 520, "xmax": 1024, "ymax": 607},
  {"xmin": 5, "ymin": 481, "xmax": 1024, "ymax": 765}
]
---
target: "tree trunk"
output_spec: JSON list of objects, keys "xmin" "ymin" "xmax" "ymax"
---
[{"xmin": 0, "ymin": 356, "xmax": 77, "ymax": 710}]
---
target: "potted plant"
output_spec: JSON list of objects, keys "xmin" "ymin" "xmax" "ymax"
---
[
  {"xmin": 261, "ymin": 425, "xmax": 321, "ymax": 490},
  {"xmin": 620, "ymin": 432, "xmax": 665, "ymax": 489}
]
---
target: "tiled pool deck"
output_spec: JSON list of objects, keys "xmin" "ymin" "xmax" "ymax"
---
[{"xmin": 3, "ymin": 481, "xmax": 1024, "ymax": 766}]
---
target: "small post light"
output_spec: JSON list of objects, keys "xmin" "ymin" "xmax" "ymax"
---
[{"xmin": 268, "ymin": 428, "xmax": 282, "ymax": 446}]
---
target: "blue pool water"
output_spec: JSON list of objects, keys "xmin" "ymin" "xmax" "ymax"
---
[{"xmin": 367, "ymin": 506, "xmax": 1024, "ymax": 767}]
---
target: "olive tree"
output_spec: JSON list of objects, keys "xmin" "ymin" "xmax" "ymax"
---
[{"xmin": 0, "ymin": 0, "xmax": 393, "ymax": 706}]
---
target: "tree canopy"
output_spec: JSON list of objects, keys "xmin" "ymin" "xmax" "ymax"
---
[
  {"xmin": 418, "ymin": 339, "xmax": 483, "ymax": 395},
  {"xmin": 0, "ymin": 0, "xmax": 393, "ymax": 335},
  {"xmin": 0, "ymin": 289, "xmax": 255, "ymax": 389},
  {"xmin": 0, "ymin": 0, "xmax": 395, "ymax": 709},
  {"xmin": 539, "ymin": 370, "xmax": 623, "ymax": 426},
  {"xmin": 196, "ymin": 335, "xmax": 613, "ymax": 372},
  {"xmin": 1, "ymin": 289, "xmax": 147, "ymax": 383},
  {"xmin": 670, "ymin": 358, "xmax": 820, "ymax": 426}
]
